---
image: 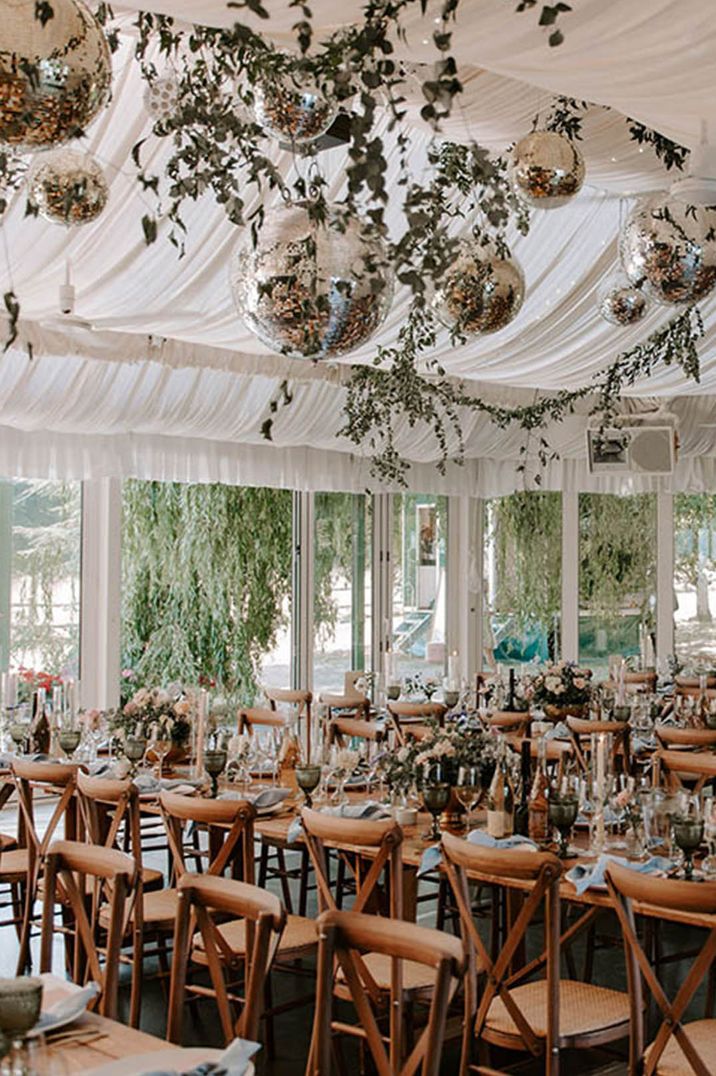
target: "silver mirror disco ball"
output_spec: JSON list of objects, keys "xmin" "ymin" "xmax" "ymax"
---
[
  {"xmin": 509, "ymin": 130, "xmax": 585, "ymax": 210},
  {"xmin": 433, "ymin": 241, "xmax": 525, "ymax": 335},
  {"xmin": 620, "ymin": 194, "xmax": 716, "ymax": 305},
  {"xmin": 0, "ymin": 0, "xmax": 111, "ymax": 152},
  {"xmin": 598, "ymin": 274, "xmax": 648, "ymax": 326},
  {"xmin": 29, "ymin": 148, "xmax": 108, "ymax": 225},
  {"xmin": 253, "ymin": 69, "xmax": 338, "ymax": 145},
  {"xmin": 230, "ymin": 205, "xmax": 394, "ymax": 359}
]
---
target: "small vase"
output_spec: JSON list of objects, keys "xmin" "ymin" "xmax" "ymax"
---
[
  {"xmin": 439, "ymin": 788, "xmax": 466, "ymax": 834},
  {"xmin": 625, "ymin": 827, "xmax": 647, "ymax": 862}
]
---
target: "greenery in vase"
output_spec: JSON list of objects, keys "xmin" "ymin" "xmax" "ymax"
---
[{"xmin": 529, "ymin": 662, "xmax": 592, "ymax": 708}]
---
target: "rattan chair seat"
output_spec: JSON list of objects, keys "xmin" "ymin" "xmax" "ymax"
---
[
  {"xmin": 191, "ymin": 912, "xmax": 316, "ymax": 963},
  {"xmin": 99, "ymin": 885, "xmax": 178, "ymax": 930},
  {"xmin": 0, "ymin": 848, "xmax": 29, "ymax": 881},
  {"xmin": 336, "ymin": 950, "xmax": 437, "ymax": 992},
  {"xmin": 484, "ymin": 979, "xmax": 631, "ymax": 1044},
  {"xmin": 644, "ymin": 1018, "xmax": 716, "ymax": 1076}
]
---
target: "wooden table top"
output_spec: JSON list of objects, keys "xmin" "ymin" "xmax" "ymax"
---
[{"xmin": 40, "ymin": 974, "xmax": 168, "ymax": 1074}]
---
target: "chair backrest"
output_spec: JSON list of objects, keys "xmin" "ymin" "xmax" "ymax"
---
[
  {"xmin": 320, "ymin": 693, "xmax": 370, "ymax": 720},
  {"xmin": 654, "ymin": 725, "xmax": 716, "ymax": 750},
  {"xmin": 441, "ymin": 832, "xmax": 563, "ymax": 1062},
  {"xmin": 39, "ymin": 839, "xmax": 138, "ymax": 1020},
  {"xmin": 159, "ymin": 791, "xmax": 256, "ymax": 883},
  {"xmin": 265, "ymin": 687, "xmax": 312, "ymax": 754},
  {"xmin": 675, "ymin": 675, "xmax": 716, "ymax": 691},
  {"xmin": 309, "ymin": 909, "xmax": 464, "ymax": 1076},
  {"xmin": 12, "ymin": 759, "xmax": 78, "ymax": 866},
  {"xmin": 566, "ymin": 716, "xmax": 632, "ymax": 774},
  {"xmin": 653, "ymin": 748, "xmax": 716, "ymax": 794},
  {"xmin": 327, "ymin": 716, "xmax": 385, "ymax": 751},
  {"xmin": 487, "ymin": 711, "xmax": 531, "ymax": 736},
  {"xmin": 76, "ymin": 771, "xmax": 142, "ymax": 860},
  {"xmin": 387, "ymin": 701, "xmax": 447, "ymax": 746},
  {"xmin": 238, "ymin": 706, "xmax": 287, "ymax": 736},
  {"xmin": 168, "ymin": 872, "xmax": 286, "ymax": 1046},
  {"xmin": 604, "ymin": 671, "xmax": 657, "ymax": 694},
  {"xmin": 605, "ymin": 861, "xmax": 716, "ymax": 1076}
]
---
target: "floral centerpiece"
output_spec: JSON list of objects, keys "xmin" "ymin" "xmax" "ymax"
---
[
  {"xmin": 380, "ymin": 719, "xmax": 501, "ymax": 797},
  {"xmin": 110, "ymin": 686, "xmax": 192, "ymax": 754},
  {"xmin": 402, "ymin": 673, "xmax": 440, "ymax": 701},
  {"xmin": 16, "ymin": 667, "xmax": 63, "ymax": 704},
  {"xmin": 530, "ymin": 662, "xmax": 592, "ymax": 717}
]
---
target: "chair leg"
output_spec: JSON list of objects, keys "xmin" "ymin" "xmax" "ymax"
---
[
  {"xmin": 16, "ymin": 875, "xmax": 36, "ymax": 974},
  {"xmin": 263, "ymin": 974, "xmax": 276, "ymax": 1059},
  {"xmin": 336, "ymin": 857, "xmax": 346, "ymax": 910},
  {"xmin": 298, "ymin": 848, "xmax": 310, "ymax": 918},
  {"xmin": 276, "ymin": 849, "xmax": 294, "ymax": 913},
  {"xmin": 258, "ymin": 843, "xmax": 269, "ymax": 890}
]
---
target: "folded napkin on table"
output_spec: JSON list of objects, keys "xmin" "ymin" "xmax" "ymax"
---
[
  {"xmin": 631, "ymin": 734, "xmax": 657, "ymax": 754},
  {"xmin": 218, "ymin": 788, "xmax": 291, "ymax": 811},
  {"xmin": 133, "ymin": 775, "xmax": 204, "ymax": 795},
  {"xmin": 138, "ymin": 1036, "xmax": 261, "ymax": 1076},
  {"xmin": 566, "ymin": 853, "xmax": 672, "ymax": 895},
  {"xmin": 544, "ymin": 722, "xmax": 571, "ymax": 741},
  {"xmin": 286, "ymin": 800, "xmax": 390, "ymax": 845},
  {"xmin": 418, "ymin": 829, "xmax": 537, "ymax": 877},
  {"xmin": 33, "ymin": 979, "xmax": 99, "ymax": 1034},
  {"xmin": 0, "ymin": 751, "xmax": 14, "ymax": 767}
]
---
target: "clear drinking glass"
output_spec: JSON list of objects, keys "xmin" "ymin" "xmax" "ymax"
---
[{"xmin": 456, "ymin": 765, "xmax": 481, "ymax": 832}]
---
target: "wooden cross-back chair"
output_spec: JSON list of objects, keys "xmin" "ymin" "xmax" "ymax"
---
[
  {"xmin": 238, "ymin": 706, "xmax": 287, "ymax": 737},
  {"xmin": 264, "ymin": 687, "xmax": 312, "ymax": 755},
  {"xmin": 327, "ymin": 716, "xmax": 386, "ymax": 752},
  {"xmin": 309, "ymin": 909, "xmax": 464, "ymax": 1076},
  {"xmin": 486, "ymin": 712, "xmax": 531, "ymax": 738},
  {"xmin": 12, "ymin": 758, "xmax": 78, "ymax": 973},
  {"xmin": 604, "ymin": 671, "xmax": 658, "ymax": 695},
  {"xmin": 566, "ymin": 716, "xmax": 632, "ymax": 777},
  {"xmin": 168, "ymin": 872, "xmax": 286, "ymax": 1047},
  {"xmin": 654, "ymin": 725, "xmax": 716, "ymax": 751},
  {"xmin": 441, "ymin": 833, "xmax": 631, "ymax": 1076},
  {"xmin": 301, "ymin": 808, "xmax": 439, "ymax": 1065},
  {"xmin": 606, "ymin": 862, "xmax": 716, "ymax": 1076},
  {"xmin": 320, "ymin": 692, "xmax": 370, "ymax": 727},
  {"xmin": 653, "ymin": 748, "xmax": 716, "ymax": 797},
  {"xmin": 387, "ymin": 702, "xmax": 447, "ymax": 747},
  {"xmin": 39, "ymin": 839, "xmax": 138, "ymax": 1021}
]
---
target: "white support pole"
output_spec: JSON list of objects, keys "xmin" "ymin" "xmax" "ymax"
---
[
  {"xmin": 561, "ymin": 492, "xmax": 579, "ymax": 662},
  {"xmin": 291, "ymin": 491, "xmax": 314, "ymax": 694},
  {"xmin": 371, "ymin": 493, "xmax": 392, "ymax": 679},
  {"xmin": 80, "ymin": 478, "xmax": 121, "ymax": 710},
  {"xmin": 447, "ymin": 496, "xmax": 482, "ymax": 680},
  {"xmin": 656, "ymin": 490, "xmax": 674, "ymax": 661}
]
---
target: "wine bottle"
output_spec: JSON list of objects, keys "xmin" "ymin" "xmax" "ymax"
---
[
  {"xmin": 507, "ymin": 667, "xmax": 516, "ymax": 711},
  {"xmin": 514, "ymin": 739, "xmax": 531, "ymax": 836},
  {"xmin": 487, "ymin": 739, "xmax": 514, "ymax": 839},
  {"xmin": 528, "ymin": 733, "xmax": 550, "ymax": 845},
  {"xmin": 31, "ymin": 687, "xmax": 50, "ymax": 755}
]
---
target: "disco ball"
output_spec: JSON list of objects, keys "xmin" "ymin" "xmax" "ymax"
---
[
  {"xmin": 0, "ymin": 0, "xmax": 112, "ymax": 152},
  {"xmin": 29, "ymin": 148, "xmax": 108, "ymax": 225},
  {"xmin": 598, "ymin": 282, "xmax": 647, "ymax": 326},
  {"xmin": 0, "ymin": 148, "xmax": 29, "ymax": 215},
  {"xmin": 230, "ymin": 205, "xmax": 394, "ymax": 360},
  {"xmin": 509, "ymin": 130, "xmax": 585, "ymax": 209},
  {"xmin": 253, "ymin": 69, "xmax": 338, "ymax": 145},
  {"xmin": 143, "ymin": 72, "xmax": 179, "ymax": 122},
  {"xmin": 620, "ymin": 194, "xmax": 716, "ymax": 305},
  {"xmin": 433, "ymin": 241, "xmax": 525, "ymax": 335}
]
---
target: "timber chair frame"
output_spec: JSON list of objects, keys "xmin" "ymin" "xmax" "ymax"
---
[
  {"xmin": 168, "ymin": 871, "xmax": 286, "ymax": 1047},
  {"xmin": 387, "ymin": 702, "xmax": 448, "ymax": 748},
  {"xmin": 441, "ymin": 832, "xmax": 631, "ymax": 1076},
  {"xmin": 39, "ymin": 839, "xmax": 138, "ymax": 1021},
  {"xmin": 566, "ymin": 716, "xmax": 632, "ymax": 777},
  {"xmin": 653, "ymin": 748, "xmax": 716, "ymax": 796},
  {"xmin": 327, "ymin": 716, "xmax": 386, "ymax": 753},
  {"xmin": 159, "ymin": 790, "xmax": 257, "ymax": 884},
  {"xmin": 238, "ymin": 706, "xmax": 287, "ymax": 737},
  {"xmin": 606, "ymin": 862, "xmax": 716, "ymax": 1076},
  {"xmin": 486, "ymin": 712, "xmax": 531, "ymax": 738},
  {"xmin": 309, "ymin": 909, "xmax": 464, "ymax": 1076},
  {"xmin": 264, "ymin": 687, "xmax": 312, "ymax": 756},
  {"xmin": 13, "ymin": 758, "xmax": 78, "ymax": 973}
]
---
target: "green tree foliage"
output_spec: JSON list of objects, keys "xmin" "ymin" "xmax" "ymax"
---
[
  {"xmin": 489, "ymin": 492, "xmax": 561, "ymax": 630},
  {"xmin": 121, "ymin": 480, "xmax": 292, "ymax": 702},
  {"xmin": 579, "ymin": 493, "xmax": 656, "ymax": 622}
]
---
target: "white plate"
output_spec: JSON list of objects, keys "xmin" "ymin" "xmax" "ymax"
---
[
  {"xmin": 86, "ymin": 1047, "xmax": 255, "ymax": 1076},
  {"xmin": 31, "ymin": 976, "xmax": 98, "ymax": 1037}
]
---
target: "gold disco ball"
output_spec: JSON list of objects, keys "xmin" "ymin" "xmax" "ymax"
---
[
  {"xmin": 598, "ymin": 276, "xmax": 648, "ymax": 326},
  {"xmin": 29, "ymin": 148, "xmax": 108, "ymax": 225},
  {"xmin": 253, "ymin": 69, "xmax": 338, "ymax": 146},
  {"xmin": 509, "ymin": 130, "xmax": 585, "ymax": 210},
  {"xmin": 620, "ymin": 193, "xmax": 716, "ymax": 305},
  {"xmin": 434, "ymin": 241, "xmax": 525, "ymax": 335},
  {"xmin": 0, "ymin": 0, "xmax": 112, "ymax": 152}
]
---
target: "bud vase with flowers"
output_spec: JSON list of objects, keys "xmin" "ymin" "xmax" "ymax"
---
[{"xmin": 530, "ymin": 662, "xmax": 592, "ymax": 721}]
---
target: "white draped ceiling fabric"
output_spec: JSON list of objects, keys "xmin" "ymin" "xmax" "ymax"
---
[{"xmin": 1, "ymin": 0, "xmax": 716, "ymax": 494}]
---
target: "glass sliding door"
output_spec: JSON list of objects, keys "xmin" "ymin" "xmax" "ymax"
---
[
  {"xmin": 312, "ymin": 492, "xmax": 372, "ymax": 694},
  {"xmin": 674, "ymin": 494, "xmax": 716, "ymax": 664},
  {"xmin": 391, "ymin": 494, "xmax": 447, "ymax": 683},
  {"xmin": 578, "ymin": 492, "xmax": 657, "ymax": 680},
  {"xmin": 482, "ymin": 492, "xmax": 562, "ymax": 671}
]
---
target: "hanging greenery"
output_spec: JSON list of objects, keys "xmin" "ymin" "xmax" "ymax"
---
[
  {"xmin": 488, "ymin": 492, "xmax": 562, "ymax": 631},
  {"xmin": 579, "ymin": 492, "xmax": 656, "ymax": 624}
]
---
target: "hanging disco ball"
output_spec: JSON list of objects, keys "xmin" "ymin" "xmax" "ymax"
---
[
  {"xmin": 433, "ymin": 241, "xmax": 525, "ymax": 335},
  {"xmin": 29, "ymin": 148, "xmax": 108, "ymax": 225},
  {"xmin": 253, "ymin": 69, "xmax": 338, "ymax": 146},
  {"xmin": 0, "ymin": 0, "xmax": 111, "ymax": 152},
  {"xmin": 598, "ymin": 274, "xmax": 648, "ymax": 326},
  {"xmin": 0, "ymin": 148, "xmax": 29, "ymax": 215},
  {"xmin": 620, "ymin": 194, "xmax": 716, "ymax": 305},
  {"xmin": 230, "ymin": 204, "xmax": 394, "ymax": 360},
  {"xmin": 143, "ymin": 72, "xmax": 180, "ymax": 123},
  {"xmin": 509, "ymin": 130, "xmax": 585, "ymax": 210}
]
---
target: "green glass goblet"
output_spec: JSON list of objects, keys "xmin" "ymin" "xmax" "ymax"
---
[
  {"xmin": 58, "ymin": 730, "xmax": 81, "ymax": 761},
  {"xmin": 295, "ymin": 764, "xmax": 321, "ymax": 808},
  {"xmin": 0, "ymin": 976, "xmax": 43, "ymax": 1061},
  {"xmin": 422, "ymin": 783, "xmax": 450, "ymax": 842},
  {"xmin": 124, "ymin": 736, "xmax": 147, "ymax": 777},
  {"xmin": 204, "ymin": 749, "xmax": 227, "ymax": 798},
  {"xmin": 9, "ymin": 724, "xmax": 29, "ymax": 755},
  {"xmin": 672, "ymin": 815, "xmax": 704, "ymax": 881},
  {"xmin": 387, "ymin": 684, "xmax": 401, "ymax": 702},
  {"xmin": 548, "ymin": 793, "xmax": 580, "ymax": 859}
]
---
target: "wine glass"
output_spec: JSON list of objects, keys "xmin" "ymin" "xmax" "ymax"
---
[
  {"xmin": 422, "ymin": 764, "xmax": 450, "ymax": 842},
  {"xmin": 0, "ymin": 976, "xmax": 43, "ymax": 1072},
  {"xmin": 204, "ymin": 748, "xmax": 227, "ymax": 798},
  {"xmin": 702, "ymin": 801, "xmax": 716, "ymax": 877},
  {"xmin": 548, "ymin": 780, "xmax": 580, "ymax": 859},
  {"xmin": 58, "ymin": 729, "xmax": 81, "ymax": 761},
  {"xmin": 295, "ymin": 764, "xmax": 321, "ymax": 808},
  {"xmin": 124, "ymin": 735, "xmax": 147, "ymax": 778},
  {"xmin": 672, "ymin": 795, "xmax": 704, "ymax": 881},
  {"xmin": 9, "ymin": 722, "xmax": 29, "ymax": 756},
  {"xmin": 455, "ymin": 765, "xmax": 481, "ymax": 832}
]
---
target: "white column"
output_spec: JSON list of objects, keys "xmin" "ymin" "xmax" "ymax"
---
[
  {"xmin": 447, "ymin": 496, "xmax": 482, "ymax": 679},
  {"xmin": 80, "ymin": 478, "xmax": 121, "ymax": 710},
  {"xmin": 656, "ymin": 490, "xmax": 674, "ymax": 661},
  {"xmin": 561, "ymin": 491, "xmax": 579, "ymax": 662},
  {"xmin": 291, "ymin": 491, "xmax": 314, "ymax": 693},
  {"xmin": 371, "ymin": 493, "xmax": 392, "ymax": 678}
]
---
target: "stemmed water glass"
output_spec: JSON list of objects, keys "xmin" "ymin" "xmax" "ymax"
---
[
  {"xmin": 295, "ymin": 764, "xmax": 322, "ymax": 808},
  {"xmin": 422, "ymin": 763, "xmax": 450, "ymax": 842},
  {"xmin": 672, "ymin": 794, "xmax": 704, "ymax": 881},
  {"xmin": 150, "ymin": 737, "xmax": 172, "ymax": 779},
  {"xmin": 455, "ymin": 765, "xmax": 481, "ymax": 833},
  {"xmin": 702, "ymin": 800, "xmax": 716, "ymax": 876},
  {"xmin": 549, "ymin": 784, "xmax": 580, "ymax": 859},
  {"xmin": 58, "ymin": 729, "xmax": 81, "ymax": 761}
]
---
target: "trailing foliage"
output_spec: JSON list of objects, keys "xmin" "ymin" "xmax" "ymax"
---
[
  {"xmin": 488, "ymin": 492, "xmax": 561, "ymax": 631},
  {"xmin": 579, "ymin": 492, "xmax": 656, "ymax": 624}
]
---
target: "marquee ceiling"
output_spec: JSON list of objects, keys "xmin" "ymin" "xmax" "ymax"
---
[{"xmin": 1, "ymin": 0, "xmax": 716, "ymax": 490}]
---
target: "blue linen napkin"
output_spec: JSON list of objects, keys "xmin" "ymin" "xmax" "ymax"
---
[
  {"xmin": 566, "ymin": 853, "xmax": 672, "ymax": 895},
  {"xmin": 286, "ymin": 801, "xmax": 390, "ymax": 845},
  {"xmin": 418, "ymin": 830, "xmax": 538, "ymax": 878},
  {"xmin": 545, "ymin": 721, "xmax": 571, "ymax": 741}
]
